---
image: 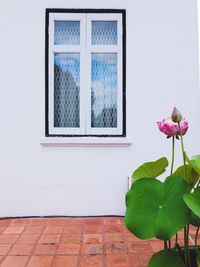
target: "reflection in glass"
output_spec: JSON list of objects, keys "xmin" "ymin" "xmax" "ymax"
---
[
  {"xmin": 54, "ymin": 21, "xmax": 80, "ymax": 45},
  {"xmin": 54, "ymin": 53, "xmax": 80, "ymax": 128},
  {"xmin": 91, "ymin": 53, "xmax": 117, "ymax": 128},
  {"xmin": 92, "ymin": 21, "xmax": 117, "ymax": 45}
]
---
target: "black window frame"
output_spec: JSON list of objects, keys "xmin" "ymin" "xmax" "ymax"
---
[{"xmin": 45, "ymin": 8, "xmax": 126, "ymax": 137}]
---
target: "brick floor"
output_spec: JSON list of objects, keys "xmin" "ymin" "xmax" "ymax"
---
[{"xmin": 0, "ymin": 217, "xmax": 197, "ymax": 267}]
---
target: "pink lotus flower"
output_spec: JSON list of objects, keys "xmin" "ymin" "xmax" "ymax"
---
[{"xmin": 157, "ymin": 117, "xmax": 188, "ymax": 137}]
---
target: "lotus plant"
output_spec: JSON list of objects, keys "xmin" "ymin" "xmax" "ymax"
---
[{"xmin": 124, "ymin": 107, "xmax": 200, "ymax": 267}]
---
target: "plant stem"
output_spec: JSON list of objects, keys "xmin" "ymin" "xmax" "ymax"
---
[
  {"xmin": 184, "ymin": 227, "xmax": 189, "ymax": 267},
  {"xmin": 170, "ymin": 136, "xmax": 175, "ymax": 175},
  {"xmin": 178, "ymin": 128, "xmax": 192, "ymax": 263},
  {"xmin": 194, "ymin": 227, "xmax": 200, "ymax": 263},
  {"xmin": 187, "ymin": 224, "xmax": 191, "ymax": 267},
  {"xmin": 178, "ymin": 122, "xmax": 190, "ymax": 267},
  {"xmin": 195, "ymin": 227, "xmax": 199, "ymax": 246},
  {"xmin": 175, "ymin": 233, "xmax": 178, "ymax": 245},
  {"xmin": 178, "ymin": 122, "xmax": 187, "ymax": 179},
  {"xmin": 164, "ymin": 241, "xmax": 168, "ymax": 250}
]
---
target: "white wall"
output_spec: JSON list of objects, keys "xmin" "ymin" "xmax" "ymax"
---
[{"xmin": 0, "ymin": 0, "xmax": 199, "ymax": 217}]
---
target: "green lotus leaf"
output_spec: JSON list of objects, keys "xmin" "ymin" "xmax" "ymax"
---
[
  {"xmin": 185, "ymin": 153, "xmax": 200, "ymax": 176},
  {"xmin": 131, "ymin": 157, "xmax": 168, "ymax": 183},
  {"xmin": 183, "ymin": 187, "xmax": 200, "ymax": 218},
  {"xmin": 190, "ymin": 211, "xmax": 200, "ymax": 227},
  {"xmin": 171, "ymin": 165, "xmax": 199, "ymax": 188},
  {"xmin": 191, "ymin": 155, "xmax": 200, "ymax": 160},
  {"xmin": 125, "ymin": 176, "xmax": 190, "ymax": 240},
  {"xmin": 148, "ymin": 250, "xmax": 185, "ymax": 267}
]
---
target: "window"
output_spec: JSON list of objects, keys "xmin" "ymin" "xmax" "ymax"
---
[{"xmin": 46, "ymin": 9, "xmax": 126, "ymax": 137}]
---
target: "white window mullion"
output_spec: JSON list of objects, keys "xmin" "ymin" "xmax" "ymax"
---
[
  {"xmin": 86, "ymin": 15, "xmax": 92, "ymax": 135},
  {"xmin": 79, "ymin": 14, "xmax": 87, "ymax": 135},
  {"xmin": 117, "ymin": 51, "xmax": 123, "ymax": 135},
  {"xmin": 53, "ymin": 45, "xmax": 81, "ymax": 53},
  {"xmin": 90, "ymin": 46, "xmax": 120, "ymax": 53},
  {"xmin": 117, "ymin": 14, "xmax": 123, "ymax": 135},
  {"xmin": 49, "ymin": 14, "xmax": 55, "ymax": 135}
]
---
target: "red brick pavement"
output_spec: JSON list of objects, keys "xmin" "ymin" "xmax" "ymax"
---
[{"xmin": 0, "ymin": 217, "xmax": 197, "ymax": 267}]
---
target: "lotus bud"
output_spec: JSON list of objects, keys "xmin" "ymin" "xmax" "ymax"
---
[{"xmin": 171, "ymin": 107, "xmax": 182, "ymax": 123}]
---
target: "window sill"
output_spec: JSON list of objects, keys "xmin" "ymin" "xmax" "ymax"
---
[{"xmin": 40, "ymin": 137, "xmax": 132, "ymax": 147}]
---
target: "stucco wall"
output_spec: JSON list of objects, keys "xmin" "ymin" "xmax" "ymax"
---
[{"xmin": 0, "ymin": 0, "xmax": 199, "ymax": 217}]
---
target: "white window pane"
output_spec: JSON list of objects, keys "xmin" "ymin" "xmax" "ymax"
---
[
  {"xmin": 91, "ymin": 53, "xmax": 117, "ymax": 128},
  {"xmin": 54, "ymin": 53, "xmax": 80, "ymax": 128},
  {"xmin": 54, "ymin": 21, "xmax": 80, "ymax": 45},
  {"xmin": 92, "ymin": 21, "xmax": 117, "ymax": 45}
]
